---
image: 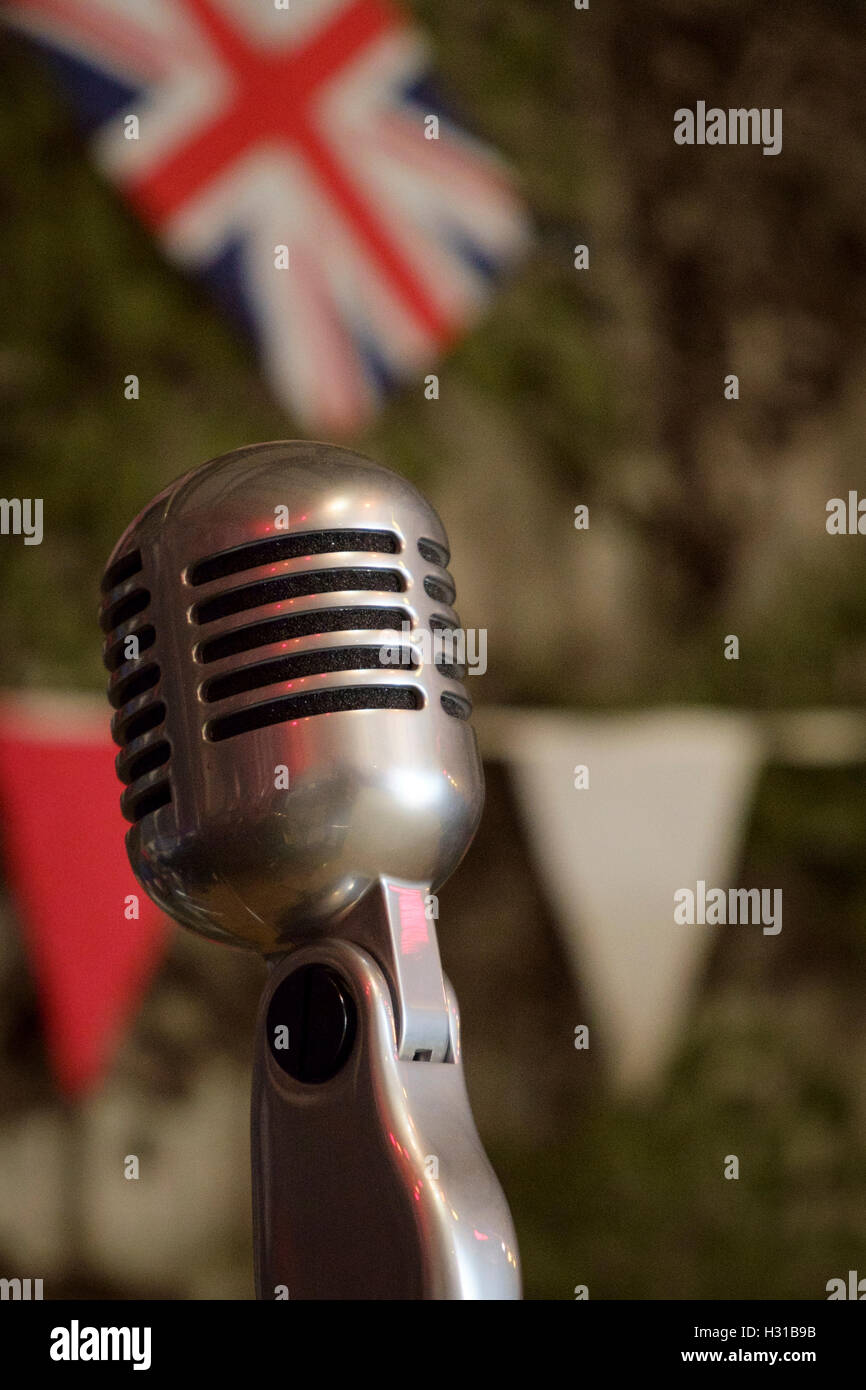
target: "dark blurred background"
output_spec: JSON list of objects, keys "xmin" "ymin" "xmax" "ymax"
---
[{"xmin": 2, "ymin": 0, "xmax": 866, "ymax": 1299}]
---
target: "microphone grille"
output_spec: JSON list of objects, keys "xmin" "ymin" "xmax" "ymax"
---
[
  {"xmin": 100, "ymin": 547, "xmax": 172, "ymax": 824},
  {"xmin": 99, "ymin": 444, "xmax": 484, "ymax": 943},
  {"xmin": 188, "ymin": 526, "xmax": 467, "ymax": 743},
  {"xmin": 100, "ymin": 446, "xmax": 476, "ymax": 837}
]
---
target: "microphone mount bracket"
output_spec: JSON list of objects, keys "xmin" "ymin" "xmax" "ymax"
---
[{"xmin": 335, "ymin": 876, "xmax": 454, "ymax": 1063}]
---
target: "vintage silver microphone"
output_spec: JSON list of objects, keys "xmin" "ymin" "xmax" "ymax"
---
[{"xmin": 100, "ymin": 441, "xmax": 521, "ymax": 1300}]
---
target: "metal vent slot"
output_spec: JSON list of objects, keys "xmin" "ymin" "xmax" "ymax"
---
[
  {"xmin": 193, "ymin": 568, "xmax": 404, "ymax": 625},
  {"xmin": 118, "ymin": 740, "xmax": 171, "ymax": 786},
  {"xmin": 417, "ymin": 537, "xmax": 450, "ymax": 567},
  {"xmin": 104, "ymin": 624, "xmax": 156, "ymax": 672},
  {"xmin": 100, "ymin": 565, "xmax": 172, "ymax": 823},
  {"xmin": 101, "ymin": 588, "xmax": 151, "ymax": 633},
  {"xmin": 432, "ymin": 642, "xmax": 467, "ymax": 680},
  {"xmin": 429, "ymin": 617, "xmax": 465, "ymax": 678},
  {"xmin": 101, "ymin": 549, "xmax": 142, "ymax": 593},
  {"xmin": 423, "ymin": 575, "xmax": 456, "ymax": 606},
  {"xmin": 206, "ymin": 686, "xmax": 421, "ymax": 742},
  {"xmin": 189, "ymin": 529, "xmax": 400, "ymax": 585},
  {"xmin": 202, "ymin": 645, "xmax": 417, "ymax": 704},
  {"xmin": 441, "ymin": 692, "xmax": 472, "ymax": 721},
  {"xmin": 109, "ymin": 662, "xmax": 160, "ymax": 709},
  {"xmin": 115, "ymin": 701, "xmax": 166, "ymax": 747},
  {"xmin": 197, "ymin": 606, "xmax": 412, "ymax": 664},
  {"xmin": 125, "ymin": 780, "xmax": 172, "ymax": 824}
]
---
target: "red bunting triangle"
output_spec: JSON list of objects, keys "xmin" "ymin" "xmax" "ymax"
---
[{"xmin": 0, "ymin": 693, "xmax": 167, "ymax": 1096}]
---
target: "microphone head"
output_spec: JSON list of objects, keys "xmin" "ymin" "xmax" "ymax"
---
[{"xmin": 100, "ymin": 442, "xmax": 483, "ymax": 952}]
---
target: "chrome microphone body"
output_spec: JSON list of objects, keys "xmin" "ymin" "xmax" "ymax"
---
[{"xmin": 100, "ymin": 442, "xmax": 521, "ymax": 1300}]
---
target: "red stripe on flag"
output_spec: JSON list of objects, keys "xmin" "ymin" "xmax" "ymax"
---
[{"xmin": 124, "ymin": 0, "xmax": 454, "ymax": 342}]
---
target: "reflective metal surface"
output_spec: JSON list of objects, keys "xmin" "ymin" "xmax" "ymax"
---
[
  {"xmin": 101, "ymin": 441, "xmax": 483, "ymax": 952},
  {"xmin": 253, "ymin": 936, "xmax": 521, "ymax": 1300},
  {"xmin": 101, "ymin": 442, "xmax": 521, "ymax": 1300}
]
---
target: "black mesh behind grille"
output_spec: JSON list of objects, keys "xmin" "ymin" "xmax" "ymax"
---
[
  {"xmin": 202, "ymin": 644, "xmax": 416, "ymax": 704},
  {"xmin": 118, "ymin": 739, "xmax": 171, "ymax": 786},
  {"xmin": 101, "ymin": 553, "xmax": 172, "ymax": 823},
  {"xmin": 206, "ymin": 685, "xmax": 421, "ymax": 742},
  {"xmin": 100, "ymin": 587, "xmax": 150, "ymax": 633},
  {"xmin": 441, "ymin": 692, "xmax": 472, "ymax": 720},
  {"xmin": 125, "ymin": 781, "xmax": 172, "ymax": 823},
  {"xmin": 197, "ymin": 606, "xmax": 412, "ymax": 664},
  {"xmin": 417, "ymin": 537, "xmax": 450, "ymax": 566},
  {"xmin": 109, "ymin": 662, "xmax": 160, "ymax": 709},
  {"xmin": 193, "ymin": 568, "xmax": 404, "ymax": 625},
  {"xmin": 189, "ymin": 529, "xmax": 400, "ymax": 585},
  {"xmin": 423, "ymin": 575, "xmax": 456, "ymax": 606},
  {"xmin": 116, "ymin": 701, "xmax": 166, "ymax": 746},
  {"xmin": 101, "ymin": 549, "xmax": 142, "ymax": 593},
  {"xmin": 103, "ymin": 624, "xmax": 156, "ymax": 672}
]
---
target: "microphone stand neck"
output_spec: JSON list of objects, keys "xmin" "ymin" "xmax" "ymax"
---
[{"xmin": 251, "ymin": 877, "xmax": 521, "ymax": 1300}]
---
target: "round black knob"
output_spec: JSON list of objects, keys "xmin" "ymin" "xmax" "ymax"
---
[{"xmin": 266, "ymin": 965, "xmax": 356, "ymax": 1083}]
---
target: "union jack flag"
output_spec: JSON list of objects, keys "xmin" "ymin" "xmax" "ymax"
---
[{"xmin": 5, "ymin": 0, "xmax": 529, "ymax": 432}]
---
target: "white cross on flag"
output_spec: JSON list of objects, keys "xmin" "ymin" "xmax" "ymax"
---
[{"xmin": 7, "ymin": 0, "xmax": 529, "ymax": 431}]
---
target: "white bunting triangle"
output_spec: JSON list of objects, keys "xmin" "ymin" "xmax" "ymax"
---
[{"xmin": 482, "ymin": 709, "xmax": 766, "ymax": 1092}]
